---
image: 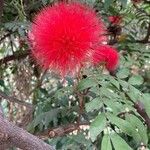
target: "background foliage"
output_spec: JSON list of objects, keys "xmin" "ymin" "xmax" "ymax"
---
[{"xmin": 0, "ymin": 0, "xmax": 150, "ymax": 149}]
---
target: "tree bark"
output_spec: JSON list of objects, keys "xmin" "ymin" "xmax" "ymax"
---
[{"xmin": 0, "ymin": 115, "xmax": 55, "ymax": 150}]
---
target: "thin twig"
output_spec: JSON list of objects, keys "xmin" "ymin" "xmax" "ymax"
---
[
  {"xmin": 0, "ymin": 90, "xmax": 33, "ymax": 109},
  {"xmin": 0, "ymin": 50, "xmax": 29, "ymax": 65},
  {"xmin": 0, "ymin": 31, "xmax": 16, "ymax": 44}
]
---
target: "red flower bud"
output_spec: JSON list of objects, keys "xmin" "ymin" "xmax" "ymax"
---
[
  {"xmin": 108, "ymin": 16, "xmax": 122, "ymax": 25},
  {"xmin": 92, "ymin": 45, "xmax": 119, "ymax": 71}
]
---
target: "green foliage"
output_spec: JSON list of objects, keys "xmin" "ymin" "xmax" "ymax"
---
[
  {"xmin": 111, "ymin": 133, "xmax": 133, "ymax": 150},
  {"xmin": 0, "ymin": 0, "xmax": 150, "ymax": 149},
  {"xmin": 101, "ymin": 135, "xmax": 112, "ymax": 150},
  {"xmin": 90, "ymin": 113, "xmax": 107, "ymax": 142},
  {"xmin": 128, "ymin": 75, "xmax": 144, "ymax": 85}
]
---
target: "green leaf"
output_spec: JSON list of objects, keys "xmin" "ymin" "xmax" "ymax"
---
[
  {"xmin": 118, "ymin": 79, "xmax": 142, "ymax": 102},
  {"xmin": 77, "ymin": 78, "xmax": 97, "ymax": 91},
  {"xmin": 107, "ymin": 113, "xmax": 133, "ymax": 136},
  {"xmin": 120, "ymin": 0, "xmax": 128, "ymax": 7},
  {"xmin": 33, "ymin": 108, "xmax": 60, "ymax": 128},
  {"xmin": 111, "ymin": 133, "xmax": 133, "ymax": 150},
  {"xmin": 118, "ymin": 79, "xmax": 129, "ymax": 92},
  {"xmin": 85, "ymin": 0, "xmax": 96, "ymax": 5},
  {"xmin": 128, "ymin": 75, "xmax": 144, "ymax": 85},
  {"xmin": 70, "ymin": 133, "xmax": 93, "ymax": 148},
  {"xmin": 90, "ymin": 113, "xmax": 106, "ymax": 142},
  {"xmin": 127, "ymin": 85, "xmax": 142, "ymax": 102},
  {"xmin": 107, "ymin": 113, "xmax": 141, "ymax": 144},
  {"xmin": 90, "ymin": 87, "xmax": 100, "ymax": 95},
  {"xmin": 104, "ymin": 0, "xmax": 113, "ymax": 10},
  {"xmin": 109, "ymin": 77, "xmax": 120, "ymax": 90},
  {"xmin": 42, "ymin": 0, "xmax": 48, "ymax": 5},
  {"xmin": 117, "ymin": 68, "xmax": 130, "ymax": 79},
  {"xmin": 85, "ymin": 97, "xmax": 102, "ymax": 112},
  {"xmin": 101, "ymin": 134, "xmax": 112, "ymax": 150},
  {"xmin": 126, "ymin": 114, "xmax": 148, "ymax": 145},
  {"xmin": 142, "ymin": 94, "xmax": 150, "ymax": 117},
  {"xmin": 0, "ymin": 80, "xmax": 5, "ymax": 87},
  {"xmin": 104, "ymin": 100, "xmax": 122, "ymax": 115},
  {"xmin": 100, "ymin": 87, "xmax": 119, "ymax": 99}
]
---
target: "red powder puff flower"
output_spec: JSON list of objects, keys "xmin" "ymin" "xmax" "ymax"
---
[
  {"xmin": 92, "ymin": 45, "xmax": 119, "ymax": 71},
  {"xmin": 108, "ymin": 16, "xmax": 122, "ymax": 25},
  {"xmin": 29, "ymin": 2, "xmax": 106, "ymax": 76}
]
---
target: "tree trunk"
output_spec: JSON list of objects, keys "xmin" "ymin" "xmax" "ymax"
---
[{"xmin": 0, "ymin": 115, "xmax": 55, "ymax": 150}]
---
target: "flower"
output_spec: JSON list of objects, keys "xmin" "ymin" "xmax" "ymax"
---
[
  {"xmin": 108, "ymin": 16, "xmax": 122, "ymax": 25},
  {"xmin": 92, "ymin": 45, "xmax": 119, "ymax": 71},
  {"xmin": 29, "ymin": 2, "xmax": 106, "ymax": 76}
]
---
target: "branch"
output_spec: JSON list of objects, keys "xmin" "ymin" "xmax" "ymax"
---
[
  {"xmin": 0, "ymin": 114, "xmax": 55, "ymax": 150},
  {"xmin": 134, "ymin": 101, "xmax": 150, "ymax": 129},
  {"xmin": 37, "ymin": 122, "xmax": 89, "ymax": 139},
  {"xmin": 0, "ymin": 89, "xmax": 33, "ymax": 109},
  {"xmin": 135, "ymin": 40, "xmax": 150, "ymax": 44},
  {"xmin": 0, "ymin": 31, "xmax": 16, "ymax": 44},
  {"xmin": 0, "ymin": 105, "xmax": 4, "ymax": 118},
  {"xmin": 0, "ymin": 0, "xmax": 4, "ymax": 22},
  {"xmin": 0, "ymin": 50, "xmax": 29, "ymax": 65}
]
